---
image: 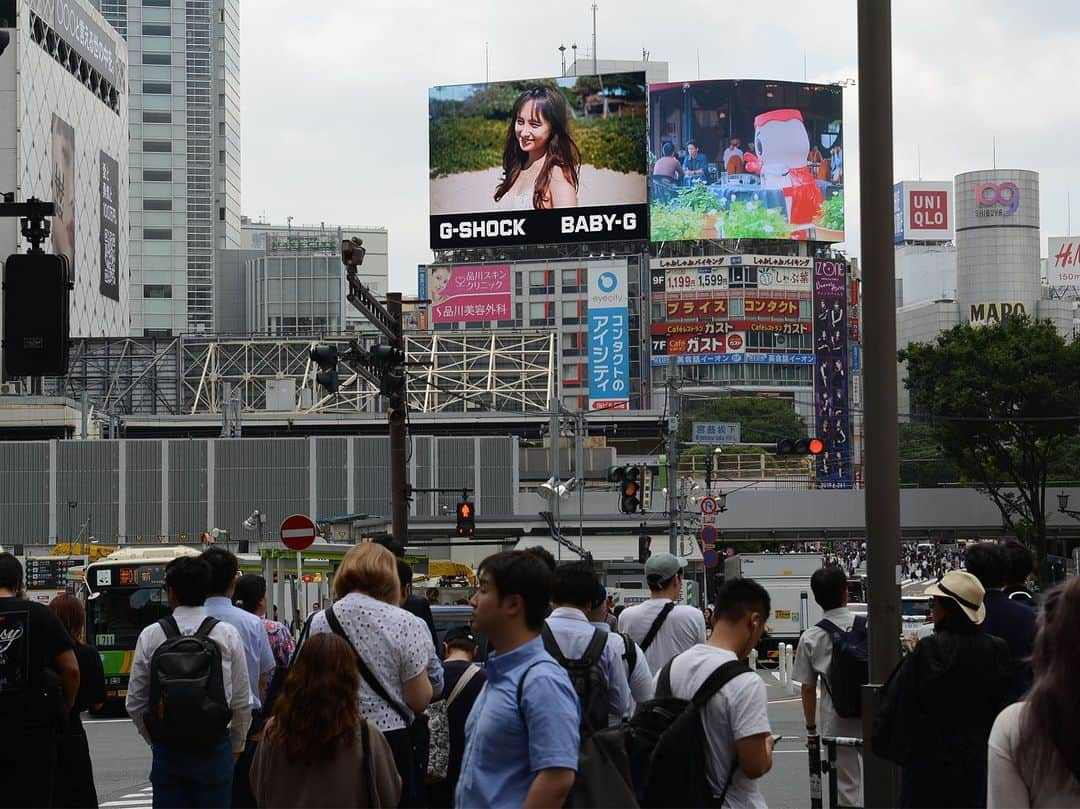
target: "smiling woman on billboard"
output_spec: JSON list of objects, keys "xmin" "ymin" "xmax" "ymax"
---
[{"xmin": 493, "ymin": 86, "xmax": 580, "ymax": 210}]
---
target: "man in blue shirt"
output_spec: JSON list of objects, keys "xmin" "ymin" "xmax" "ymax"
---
[
  {"xmin": 201, "ymin": 547, "xmax": 275, "ymax": 808},
  {"xmin": 544, "ymin": 561, "xmax": 632, "ymax": 728},
  {"xmin": 457, "ymin": 551, "xmax": 579, "ymax": 809},
  {"xmin": 683, "ymin": 140, "xmax": 709, "ymax": 179}
]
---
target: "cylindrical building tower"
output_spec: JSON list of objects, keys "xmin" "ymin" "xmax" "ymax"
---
[{"xmin": 954, "ymin": 169, "xmax": 1041, "ymax": 323}]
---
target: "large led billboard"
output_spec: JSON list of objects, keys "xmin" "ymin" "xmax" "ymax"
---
[
  {"xmin": 429, "ymin": 73, "xmax": 648, "ymax": 249},
  {"xmin": 649, "ymin": 80, "xmax": 844, "ymax": 242}
]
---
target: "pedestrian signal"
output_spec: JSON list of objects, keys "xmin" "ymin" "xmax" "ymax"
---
[{"xmin": 455, "ymin": 501, "xmax": 475, "ymax": 536}]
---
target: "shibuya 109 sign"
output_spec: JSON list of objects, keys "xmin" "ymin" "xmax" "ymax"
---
[{"xmin": 975, "ymin": 181, "xmax": 1020, "ymax": 218}]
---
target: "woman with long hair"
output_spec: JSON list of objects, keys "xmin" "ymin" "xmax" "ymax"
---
[
  {"xmin": 493, "ymin": 85, "xmax": 580, "ymax": 210},
  {"xmin": 307, "ymin": 542, "xmax": 434, "ymax": 807},
  {"xmin": 988, "ymin": 578, "xmax": 1080, "ymax": 807},
  {"xmin": 251, "ymin": 633, "xmax": 401, "ymax": 807},
  {"xmin": 50, "ymin": 593, "xmax": 106, "ymax": 808}
]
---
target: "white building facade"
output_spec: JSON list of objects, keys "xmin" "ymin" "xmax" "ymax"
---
[
  {"xmin": 0, "ymin": 0, "xmax": 130, "ymax": 339},
  {"xmin": 93, "ymin": 0, "xmax": 241, "ymax": 337}
]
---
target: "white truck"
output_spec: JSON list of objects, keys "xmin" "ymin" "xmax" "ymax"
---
[{"xmin": 723, "ymin": 553, "xmax": 825, "ymax": 656}]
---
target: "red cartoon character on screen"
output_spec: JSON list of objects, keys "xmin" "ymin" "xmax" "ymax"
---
[{"xmin": 742, "ymin": 109, "xmax": 823, "ymax": 239}]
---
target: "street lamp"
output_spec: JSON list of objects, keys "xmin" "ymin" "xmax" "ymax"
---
[{"xmin": 1057, "ymin": 492, "xmax": 1080, "ymax": 520}]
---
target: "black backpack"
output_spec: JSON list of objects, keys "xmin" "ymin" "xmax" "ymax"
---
[
  {"xmin": 626, "ymin": 657, "xmax": 752, "ymax": 807},
  {"xmin": 541, "ymin": 624, "xmax": 609, "ymax": 735},
  {"xmin": 816, "ymin": 616, "xmax": 869, "ymax": 719},
  {"xmin": 619, "ymin": 632, "xmax": 638, "ymax": 677},
  {"xmin": 145, "ymin": 616, "xmax": 232, "ymax": 752}
]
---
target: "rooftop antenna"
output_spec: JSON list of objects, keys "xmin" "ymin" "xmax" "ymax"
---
[
  {"xmin": 559, "ymin": 44, "xmax": 566, "ymax": 76},
  {"xmin": 917, "ymin": 144, "xmax": 922, "ymax": 180},
  {"xmin": 485, "ymin": 42, "xmax": 489, "ymax": 83},
  {"xmin": 993, "ymin": 136, "xmax": 997, "ymax": 169},
  {"xmin": 572, "ymin": 43, "xmax": 578, "ymax": 75},
  {"xmin": 697, "ymin": 49, "xmax": 701, "ymax": 80},
  {"xmin": 592, "ymin": 1, "xmax": 598, "ymax": 76},
  {"xmin": 803, "ymin": 51, "xmax": 807, "ymax": 81},
  {"xmin": 1069, "ymin": 192, "xmax": 1072, "ymax": 236}
]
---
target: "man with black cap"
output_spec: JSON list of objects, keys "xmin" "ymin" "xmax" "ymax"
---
[
  {"xmin": 617, "ymin": 552, "xmax": 706, "ymax": 673},
  {"xmin": 427, "ymin": 626, "xmax": 486, "ymax": 808}
]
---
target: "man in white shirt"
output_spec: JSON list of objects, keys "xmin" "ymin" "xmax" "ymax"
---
[
  {"xmin": 126, "ymin": 555, "xmax": 251, "ymax": 809},
  {"xmin": 544, "ymin": 561, "xmax": 633, "ymax": 728},
  {"xmin": 793, "ymin": 566, "xmax": 863, "ymax": 807},
  {"xmin": 618, "ymin": 553, "xmax": 706, "ymax": 673},
  {"xmin": 722, "ymin": 137, "xmax": 744, "ymax": 169},
  {"xmin": 662, "ymin": 577, "xmax": 775, "ymax": 807},
  {"xmin": 588, "ymin": 583, "xmax": 653, "ymax": 714}
]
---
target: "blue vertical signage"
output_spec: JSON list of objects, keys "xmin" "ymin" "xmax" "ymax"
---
[
  {"xmin": 813, "ymin": 259, "xmax": 852, "ymax": 488},
  {"xmin": 587, "ymin": 263, "xmax": 630, "ymax": 411}
]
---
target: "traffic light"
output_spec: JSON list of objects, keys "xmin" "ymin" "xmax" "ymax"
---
[
  {"xmin": 637, "ymin": 526, "xmax": 652, "ymax": 565},
  {"xmin": 775, "ymin": 437, "xmax": 825, "ymax": 456},
  {"xmin": 3, "ymin": 253, "xmax": 72, "ymax": 376},
  {"xmin": 620, "ymin": 466, "xmax": 642, "ymax": 514},
  {"xmin": 455, "ymin": 500, "xmax": 476, "ymax": 537},
  {"xmin": 341, "ymin": 237, "xmax": 366, "ymax": 269},
  {"xmin": 309, "ymin": 344, "xmax": 340, "ymax": 393}
]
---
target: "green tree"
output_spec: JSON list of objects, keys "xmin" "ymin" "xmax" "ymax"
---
[
  {"xmin": 898, "ymin": 422, "xmax": 961, "ymax": 487},
  {"xmin": 899, "ymin": 316, "xmax": 1080, "ymax": 583},
  {"xmin": 680, "ymin": 396, "xmax": 807, "ymax": 444}
]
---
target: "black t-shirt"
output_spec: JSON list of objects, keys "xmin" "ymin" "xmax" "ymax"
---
[
  {"xmin": 439, "ymin": 659, "xmax": 486, "ymax": 786},
  {"xmin": 0, "ymin": 597, "xmax": 73, "ymax": 728},
  {"xmin": 72, "ymin": 642, "xmax": 106, "ymax": 716}
]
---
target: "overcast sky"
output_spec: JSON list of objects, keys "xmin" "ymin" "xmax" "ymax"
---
[{"xmin": 240, "ymin": 0, "xmax": 1080, "ymax": 293}]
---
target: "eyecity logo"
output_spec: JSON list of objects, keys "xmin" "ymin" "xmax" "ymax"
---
[
  {"xmin": 975, "ymin": 182, "xmax": 1020, "ymax": 217},
  {"xmin": 598, "ymin": 272, "xmax": 618, "ymax": 293}
]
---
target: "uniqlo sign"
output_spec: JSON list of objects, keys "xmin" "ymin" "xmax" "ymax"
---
[{"xmin": 894, "ymin": 181, "xmax": 953, "ymax": 242}]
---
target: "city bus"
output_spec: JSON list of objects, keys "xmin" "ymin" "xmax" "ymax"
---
[{"xmin": 83, "ymin": 546, "xmax": 201, "ymax": 705}]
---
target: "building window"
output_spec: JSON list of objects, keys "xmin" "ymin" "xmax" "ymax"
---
[
  {"xmin": 218, "ymin": 150, "xmax": 225, "ymax": 164},
  {"xmin": 144, "ymin": 199, "xmax": 172, "ymax": 211},
  {"xmin": 144, "ymin": 328, "xmax": 173, "ymax": 338},
  {"xmin": 219, "ymin": 121, "xmax": 226, "ymax": 137},
  {"xmin": 142, "ymin": 23, "xmax": 171, "ymax": 35},
  {"xmin": 143, "ymin": 284, "xmax": 172, "ymax": 298},
  {"xmin": 143, "ymin": 0, "xmax": 171, "ymax": 6},
  {"xmin": 219, "ymin": 207, "xmax": 225, "ymax": 221},
  {"xmin": 143, "ymin": 82, "xmax": 172, "ymax": 94},
  {"xmin": 143, "ymin": 228, "xmax": 173, "ymax": 240},
  {"xmin": 143, "ymin": 141, "xmax": 171, "ymax": 153},
  {"xmin": 143, "ymin": 111, "xmax": 171, "ymax": 123},
  {"xmin": 142, "ymin": 52, "xmax": 171, "ymax": 65},
  {"xmin": 529, "ymin": 270, "xmax": 554, "ymax": 295},
  {"xmin": 143, "ymin": 169, "xmax": 172, "ymax": 181}
]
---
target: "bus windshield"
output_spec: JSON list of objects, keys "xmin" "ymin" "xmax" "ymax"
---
[{"xmin": 89, "ymin": 586, "xmax": 169, "ymax": 650}]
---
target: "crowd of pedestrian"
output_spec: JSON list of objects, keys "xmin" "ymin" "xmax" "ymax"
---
[{"xmin": 2, "ymin": 535, "xmax": 1077, "ymax": 809}]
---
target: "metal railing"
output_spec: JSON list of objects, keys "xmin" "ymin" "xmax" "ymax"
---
[{"xmin": 808, "ymin": 734, "xmax": 863, "ymax": 809}]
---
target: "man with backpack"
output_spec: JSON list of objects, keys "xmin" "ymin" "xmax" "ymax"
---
[
  {"xmin": 426, "ymin": 627, "xmax": 486, "ymax": 808},
  {"xmin": 544, "ymin": 562, "xmax": 633, "ymax": 730},
  {"xmin": 456, "ymin": 551, "xmax": 579, "ymax": 809},
  {"xmin": 793, "ymin": 566, "xmax": 865, "ymax": 807},
  {"xmin": 618, "ymin": 553, "xmax": 705, "ymax": 673},
  {"xmin": 588, "ymin": 582, "xmax": 653, "ymax": 711},
  {"xmin": 638, "ymin": 577, "xmax": 774, "ymax": 807},
  {"xmin": 126, "ymin": 555, "xmax": 252, "ymax": 808}
]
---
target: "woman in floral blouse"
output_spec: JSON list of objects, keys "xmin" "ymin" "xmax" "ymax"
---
[{"xmin": 235, "ymin": 573, "xmax": 295, "ymax": 707}]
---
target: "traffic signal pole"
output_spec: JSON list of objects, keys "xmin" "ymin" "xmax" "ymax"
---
[
  {"xmin": 857, "ymin": 2, "xmax": 902, "ymax": 805},
  {"xmin": 386, "ymin": 292, "xmax": 408, "ymax": 546},
  {"xmin": 666, "ymin": 373, "xmax": 681, "ymax": 555}
]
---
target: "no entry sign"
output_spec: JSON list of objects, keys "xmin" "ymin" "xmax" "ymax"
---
[{"xmin": 280, "ymin": 514, "xmax": 317, "ymax": 551}]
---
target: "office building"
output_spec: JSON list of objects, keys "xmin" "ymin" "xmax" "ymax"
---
[
  {"xmin": 93, "ymin": 0, "xmax": 241, "ymax": 337},
  {"xmin": 0, "ymin": 0, "xmax": 130, "ymax": 339}
]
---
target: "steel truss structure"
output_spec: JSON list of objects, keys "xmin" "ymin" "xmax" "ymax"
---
[{"xmin": 44, "ymin": 331, "xmax": 556, "ymax": 416}]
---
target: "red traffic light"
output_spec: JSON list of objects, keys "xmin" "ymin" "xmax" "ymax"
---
[
  {"xmin": 458, "ymin": 503, "xmax": 471, "ymax": 519},
  {"xmin": 808, "ymin": 438, "xmax": 825, "ymax": 455},
  {"xmin": 456, "ymin": 500, "xmax": 476, "ymax": 536}
]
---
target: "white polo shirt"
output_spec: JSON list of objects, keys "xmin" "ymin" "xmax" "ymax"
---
[{"xmin": 618, "ymin": 597, "xmax": 706, "ymax": 674}]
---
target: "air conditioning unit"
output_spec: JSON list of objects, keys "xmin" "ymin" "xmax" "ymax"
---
[{"xmin": 0, "ymin": 382, "xmax": 21, "ymax": 395}]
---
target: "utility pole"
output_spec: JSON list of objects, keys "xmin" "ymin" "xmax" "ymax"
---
[
  {"xmin": 339, "ymin": 238, "xmax": 409, "ymax": 546},
  {"xmin": 386, "ymin": 292, "xmax": 408, "ymax": 545},
  {"xmin": 856, "ymin": 2, "xmax": 902, "ymax": 805},
  {"xmin": 549, "ymin": 398, "xmax": 561, "ymax": 551},
  {"xmin": 591, "ymin": 1, "xmax": 598, "ymax": 76},
  {"xmin": 666, "ymin": 373, "xmax": 681, "ymax": 554}
]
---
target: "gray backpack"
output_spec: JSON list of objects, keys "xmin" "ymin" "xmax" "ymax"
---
[{"xmin": 425, "ymin": 665, "xmax": 481, "ymax": 782}]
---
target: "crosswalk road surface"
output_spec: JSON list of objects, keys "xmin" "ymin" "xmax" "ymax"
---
[{"xmin": 100, "ymin": 785, "xmax": 153, "ymax": 807}]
